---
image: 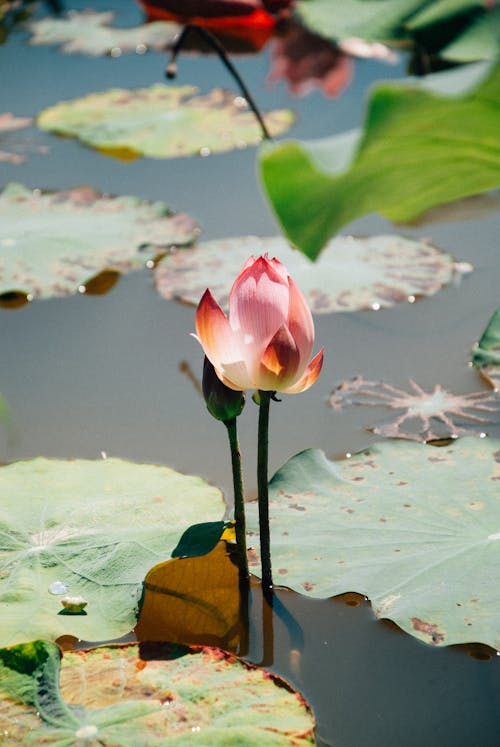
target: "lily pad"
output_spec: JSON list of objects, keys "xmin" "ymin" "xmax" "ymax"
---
[
  {"xmin": 472, "ymin": 307, "xmax": 500, "ymax": 390},
  {"xmin": 245, "ymin": 437, "xmax": 500, "ymax": 649},
  {"xmin": 260, "ymin": 62, "xmax": 500, "ymax": 259},
  {"xmin": 329, "ymin": 376, "xmax": 499, "ymax": 441},
  {"xmin": 38, "ymin": 85, "xmax": 294, "ymax": 159},
  {"xmin": 28, "ymin": 9, "xmax": 181, "ymax": 56},
  {"xmin": 0, "ymin": 457, "xmax": 224, "ymax": 647},
  {"xmin": 154, "ymin": 233, "xmax": 468, "ymax": 313},
  {"xmin": 0, "ymin": 640, "xmax": 315, "ymax": 745},
  {"xmin": 0, "ymin": 182, "xmax": 198, "ymax": 303}
]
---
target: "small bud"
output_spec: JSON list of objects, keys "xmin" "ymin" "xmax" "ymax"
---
[{"xmin": 202, "ymin": 357, "xmax": 245, "ymax": 422}]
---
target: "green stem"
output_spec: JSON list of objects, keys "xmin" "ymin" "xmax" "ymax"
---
[
  {"xmin": 257, "ymin": 390, "xmax": 273, "ymax": 596},
  {"xmin": 225, "ymin": 418, "xmax": 249, "ymax": 582}
]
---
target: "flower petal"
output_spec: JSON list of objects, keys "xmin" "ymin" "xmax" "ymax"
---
[
  {"xmin": 258, "ymin": 323, "xmax": 300, "ymax": 390},
  {"xmin": 195, "ymin": 289, "xmax": 242, "ymax": 368},
  {"xmin": 281, "ymin": 349, "xmax": 324, "ymax": 394},
  {"xmin": 228, "ymin": 256, "xmax": 289, "ymax": 355},
  {"xmin": 287, "ymin": 277, "xmax": 314, "ymax": 370}
]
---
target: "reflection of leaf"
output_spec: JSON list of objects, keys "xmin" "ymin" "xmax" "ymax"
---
[
  {"xmin": 245, "ymin": 437, "xmax": 500, "ymax": 649},
  {"xmin": 136, "ymin": 541, "xmax": 243, "ymax": 650},
  {"xmin": 0, "ymin": 182, "xmax": 198, "ymax": 304},
  {"xmin": 472, "ymin": 307, "xmax": 500, "ymax": 390},
  {"xmin": 0, "ymin": 640, "xmax": 315, "ymax": 745},
  {"xmin": 28, "ymin": 10, "xmax": 180, "ymax": 56},
  {"xmin": 329, "ymin": 376, "xmax": 500, "ymax": 441},
  {"xmin": 0, "ymin": 457, "xmax": 224, "ymax": 647},
  {"xmin": 260, "ymin": 63, "xmax": 500, "ymax": 259},
  {"xmin": 155, "ymin": 233, "xmax": 468, "ymax": 313},
  {"xmin": 38, "ymin": 85, "xmax": 294, "ymax": 159}
]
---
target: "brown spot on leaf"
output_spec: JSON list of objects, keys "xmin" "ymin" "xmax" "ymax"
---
[
  {"xmin": 493, "ymin": 450, "xmax": 500, "ymax": 463},
  {"xmin": 289, "ymin": 503, "xmax": 306, "ymax": 511},
  {"xmin": 278, "ymin": 568, "xmax": 288, "ymax": 575},
  {"xmin": 410, "ymin": 617, "xmax": 446, "ymax": 644},
  {"xmin": 301, "ymin": 581, "xmax": 315, "ymax": 592}
]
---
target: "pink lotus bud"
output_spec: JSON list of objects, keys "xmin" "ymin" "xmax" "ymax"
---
[{"xmin": 194, "ymin": 255, "xmax": 323, "ymax": 393}]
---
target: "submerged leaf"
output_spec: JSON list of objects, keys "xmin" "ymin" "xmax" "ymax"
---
[
  {"xmin": 28, "ymin": 10, "xmax": 181, "ymax": 56},
  {"xmin": 260, "ymin": 63, "xmax": 500, "ymax": 259},
  {"xmin": 154, "ymin": 233, "xmax": 467, "ymax": 313},
  {"xmin": 38, "ymin": 85, "xmax": 294, "ymax": 159},
  {"xmin": 0, "ymin": 457, "xmax": 224, "ymax": 646},
  {"xmin": 0, "ymin": 182, "xmax": 198, "ymax": 303},
  {"xmin": 472, "ymin": 307, "xmax": 500, "ymax": 390},
  {"xmin": 329, "ymin": 376, "xmax": 499, "ymax": 441},
  {"xmin": 245, "ymin": 437, "xmax": 500, "ymax": 649},
  {"xmin": 0, "ymin": 640, "xmax": 315, "ymax": 745}
]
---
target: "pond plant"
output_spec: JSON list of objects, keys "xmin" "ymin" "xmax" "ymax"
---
[{"xmin": 0, "ymin": 1, "xmax": 500, "ymax": 745}]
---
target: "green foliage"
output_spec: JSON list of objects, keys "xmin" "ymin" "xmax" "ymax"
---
[
  {"xmin": 171, "ymin": 521, "xmax": 227, "ymax": 558},
  {"xmin": 260, "ymin": 63, "xmax": 500, "ymax": 259}
]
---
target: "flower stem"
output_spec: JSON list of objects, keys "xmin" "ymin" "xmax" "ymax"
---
[
  {"xmin": 257, "ymin": 390, "xmax": 273, "ymax": 596},
  {"xmin": 225, "ymin": 417, "xmax": 249, "ymax": 582}
]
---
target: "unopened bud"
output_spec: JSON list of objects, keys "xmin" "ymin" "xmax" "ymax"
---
[{"xmin": 202, "ymin": 357, "xmax": 245, "ymax": 422}]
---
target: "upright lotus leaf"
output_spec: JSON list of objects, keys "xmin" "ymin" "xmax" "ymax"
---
[
  {"xmin": 38, "ymin": 84, "xmax": 294, "ymax": 159},
  {"xmin": 245, "ymin": 437, "xmax": 500, "ymax": 649},
  {"xmin": 0, "ymin": 640, "xmax": 315, "ymax": 745},
  {"xmin": 154, "ymin": 233, "xmax": 467, "ymax": 313},
  {"xmin": 0, "ymin": 182, "xmax": 198, "ymax": 302},
  {"xmin": 136, "ymin": 540, "xmax": 242, "ymax": 651},
  {"xmin": 260, "ymin": 62, "xmax": 500, "ymax": 259},
  {"xmin": 0, "ymin": 457, "xmax": 225, "ymax": 647},
  {"xmin": 329, "ymin": 377, "xmax": 500, "ymax": 441},
  {"xmin": 28, "ymin": 10, "xmax": 181, "ymax": 56},
  {"xmin": 472, "ymin": 307, "xmax": 500, "ymax": 390}
]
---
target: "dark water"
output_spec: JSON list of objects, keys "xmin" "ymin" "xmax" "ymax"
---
[{"xmin": 1, "ymin": 1, "xmax": 499, "ymax": 745}]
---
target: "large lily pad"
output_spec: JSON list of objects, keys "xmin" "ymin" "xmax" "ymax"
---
[
  {"xmin": 245, "ymin": 437, "xmax": 500, "ymax": 649},
  {"xmin": 0, "ymin": 640, "xmax": 315, "ymax": 745},
  {"xmin": 472, "ymin": 307, "xmax": 500, "ymax": 390},
  {"xmin": 38, "ymin": 85, "xmax": 294, "ymax": 159},
  {"xmin": 0, "ymin": 182, "xmax": 198, "ymax": 302},
  {"xmin": 0, "ymin": 457, "xmax": 224, "ymax": 647},
  {"xmin": 28, "ymin": 10, "xmax": 180, "ymax": 56},
  {"xmin": 260, "ymin": 62, "xmax": 500, "ymax": 259},
  {"xmin": 154, "ymin": 233, "xmax": 467, "ymax": 313}
]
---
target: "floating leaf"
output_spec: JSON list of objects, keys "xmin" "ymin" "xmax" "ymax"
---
[
  {"xmin": 136, "ymin": 540, "xmax": 243, "ymax": 651},
  {"xmin": 154, "ymin": 233, "xmax": 468, "ymax": 313},
  {"xmin": 245, "ymin": 437, "xmax": 500, "ymax": 649},
  {"xmin": 329, "ymin": 376, "xmax": 499, "ymax": 441},
  {"xmin": 28, "ymin": 9, "xmax": 181, "ymax": 56},
  {"xmin": 0, "ymin": 182, "xmax": 198, "ymax": 303},
  {"xmin": 0, "ymin": 457, "xmax": 224, "ymax": 647},
  {"xmin": 472, "ymin": 307, "xmax": 500, "ymax": 390},
  {"xmin": 0, "ymin": 640, "xmax": 315, "ymax": 745},
  {"xmin": 260, "ymin": 62, "xmax": 500, "ymax": 259},
  {"xmin": 38, "ymin": 85, "xmax": 294, "ymax": 159}
]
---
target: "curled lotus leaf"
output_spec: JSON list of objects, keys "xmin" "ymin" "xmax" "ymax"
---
[
  {"xmin": 37, "ymin": 84, "xmax": 294, "ymax": 159},
  {"xmin": 154, "ymin": 233, "xmax": 469, "ymax": 314},
  {"xmin": 245, "ymin": 436, "xmax": 500, "ymax": 650},
  {"xmin": 28, "ymin": 9, "xmax": 181, "ymax": 56},
  {"xmin": 0, "ymin": 457, "xmax": 224, "ymax": 647},
  {"xmin": 0, "ymin": 640, "xmax": 315, "ymax": 745},
  {"xmin": 472, "ymin": 307, "xmax": 500, "ymax": 391},
  {"xmin": 329, "ymin": 376, "xmax": 500, "ymax": 441},
  {"xmin": 0, "ymin": 182, "xmax": 198, "ymax": 303}
]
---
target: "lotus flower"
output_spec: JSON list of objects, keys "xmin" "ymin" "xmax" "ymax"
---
[{"xmin": 195, "ymin": 255, "xmax": 323, "ymax": 393}]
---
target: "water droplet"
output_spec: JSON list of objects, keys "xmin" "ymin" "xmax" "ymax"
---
[
  {"xmin": 479, "ymin": 432, "xmax": 487, "ymax": 438},
  {"xmin": 191, "ymin": 726, "xmax": 201, "ymax": 733},
  {"xmin": 199, "ymin": 147, "xmax": 211, "ymax": 157},
  {"xmin": 136, "ymin": 43, "xmax": 147, "ymax": 55},
  {"xmin": 233, "ymin": 96, "xmax": 247, "ymax": 108},
  {"xmin": 146, "ymin": 259, "xmax": 155, "ymax": 269},
  {"xmin": 100, "ymin": 450, "xmax": 108, "ymax": 459},
  {"xmin": 345, "ymin": 452, "xmax": 352, "ymax": 459},
  {"xmin": 371, "ymin": 302, "xmax": 381, "ymax": 311},
  {"xmin": 407, "ymin": 295, "xmax": 416, "ymax": 303},
  {"xmin": 110, "ymin": 47, "xmax": 122, "ymax": 58},
  {"xmin": 49, "ymin": 581, "xmax": 69, "ymax": 595},
  {"xmin": 26, "ymin": 293, "xmax": 34, "ymax": 302},
  {"xmin": 78, "ymin": 285, "xmax": 86, "ymax": 294}
]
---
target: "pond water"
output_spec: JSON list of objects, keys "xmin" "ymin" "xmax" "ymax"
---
[{"xmin": 1, "ymin": 1, "xmax": 499, "ymax": 745}]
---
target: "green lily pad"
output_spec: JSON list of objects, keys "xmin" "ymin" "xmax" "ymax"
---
[
  {"xmin": 472, "ymin": 307, "xmax": 500, "ymax": 390},
  {"xmin": 260, "ymin": 62, "xmax": 500, "ymax": 259},
  {"xmin": 0, "ymin": 640, "xmax": 315, "ymax": 745},
  {"xmin": 245, "ymin": 437, "xmax": 500, "ymax": 649},
  {"xmin": 38, "ymin": 85, "xmax": 294, "ymax": 159},
  {"xmin": 154, "ymin": 233, "xmax": 467, "ymax": 313},
  {"xmin": 0, "ymin": 457, "xmax": 224, "ymax": 647},
  {"xmin": 28, "ymin": 9, "xmax": 180, "ymax": 56},
  {"xmin": 0, "ymin": 182, "xmax": 198, "ymax": 303}
]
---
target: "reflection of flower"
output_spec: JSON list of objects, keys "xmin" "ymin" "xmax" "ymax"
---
[
  {"xmin": 195, "ymin": 255, "xmax": 323, "ymax": 393},
  {"xmin": 267, "ymin": 22, "xmax": 353, "ymax": 97}
]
